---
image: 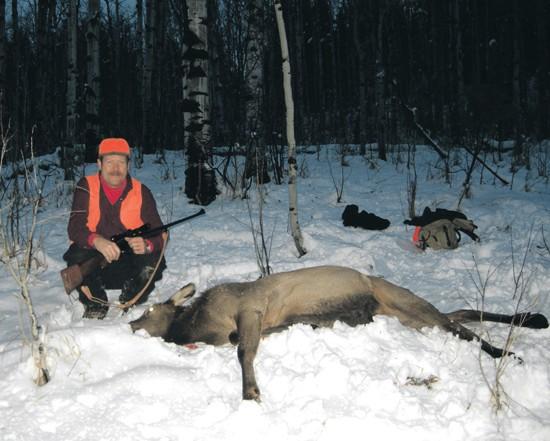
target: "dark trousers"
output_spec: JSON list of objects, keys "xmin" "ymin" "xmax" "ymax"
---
[{"xmin": 63, "ymin": 243, "xmax": 166, "ymax": 306}]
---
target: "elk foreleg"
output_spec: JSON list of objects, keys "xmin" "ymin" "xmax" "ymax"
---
[{"xmin": 236, "ymin": 310, "xmax": 263, "ymax": 401}]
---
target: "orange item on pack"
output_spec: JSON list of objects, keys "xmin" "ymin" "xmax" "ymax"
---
[{"xmin": 412, "ymin": 226, "xmax": 422, "ymax": 245}]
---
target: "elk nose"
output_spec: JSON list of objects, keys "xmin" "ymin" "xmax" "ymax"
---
[{"xmin": 129, "ymin": 320, "xmax": 140, "ymax": 333}]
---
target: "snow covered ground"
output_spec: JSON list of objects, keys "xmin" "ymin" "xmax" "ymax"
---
[{"xmin": 1, "ymin": 146, "xmax": 549, "ymax": 441}]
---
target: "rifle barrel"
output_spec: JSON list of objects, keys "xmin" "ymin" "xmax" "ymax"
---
[{"xmin": 142, "ymin": 208, "xmax": 205, "ymax": 238}]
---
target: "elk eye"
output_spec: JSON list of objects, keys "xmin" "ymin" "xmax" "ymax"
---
[{"xmin": 148, "ymin": 306, "xmax": 155, "ymax": 313}]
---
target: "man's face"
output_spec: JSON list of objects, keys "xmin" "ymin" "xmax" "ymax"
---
[{"xmin": 98, "ymin": 154, "xmax": 129, "ymax": 188}]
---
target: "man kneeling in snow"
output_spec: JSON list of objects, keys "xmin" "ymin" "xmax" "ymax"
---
[{"xmin": 63, "ymin": 138, "xmax": 166, "ymax": 319}]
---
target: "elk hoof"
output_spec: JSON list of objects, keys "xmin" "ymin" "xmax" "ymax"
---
[
  {"xmin": 243, "ymin": 386, "xmax": 261, "ymax": 402},
  {"xmin": 521, "ymin": 313, "xmax": 549, "ymax": 329}
]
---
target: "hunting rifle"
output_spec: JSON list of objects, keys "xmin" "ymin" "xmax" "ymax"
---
[{"xmin": 60, "ymin": 209, "xmax": 205, "ymax": 294}]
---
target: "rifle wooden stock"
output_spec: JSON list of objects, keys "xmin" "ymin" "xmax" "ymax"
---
[{"xmin": 61, "ymin": 254, "xmax": 107, "ymax": 294}]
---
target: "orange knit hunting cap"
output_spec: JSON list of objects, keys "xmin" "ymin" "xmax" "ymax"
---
[{"xmin": 98, "ymin": 138, "xmax": 131, "ymax": 157}]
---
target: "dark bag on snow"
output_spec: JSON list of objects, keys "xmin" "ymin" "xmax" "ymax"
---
[
  {"xmin": 342, "ymin": 204, "xmax": 390, "ymax": 231},
  {"xmin": 405, "ymin": 207, "xmax": 479, "ymax": 250}
]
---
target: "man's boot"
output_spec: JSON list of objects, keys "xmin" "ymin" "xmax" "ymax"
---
[
  {"xmin": 79, "ymin": 284, "xmax": 109, "ymax": 319},
  {"xmin": 119, "ymin": 266, "xmax": 157, "ymax": 308}
]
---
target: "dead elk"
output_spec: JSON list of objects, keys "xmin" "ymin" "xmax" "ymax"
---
[{"xmin": 129, "ymin": 266, "xmax": 548, "ymax": 401}]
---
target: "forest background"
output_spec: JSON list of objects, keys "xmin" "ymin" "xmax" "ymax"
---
[{"xmin": 0, "ymin": 0, "xmax": 548, "ymax": 191}]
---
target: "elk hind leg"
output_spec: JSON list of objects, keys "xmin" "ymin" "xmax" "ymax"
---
[{"xmin": 446, "ymin": 310, "xmax": 548, "ymax": 329}]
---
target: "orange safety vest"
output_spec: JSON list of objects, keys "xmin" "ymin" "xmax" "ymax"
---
[{"xmin": 85, "ymin": 175, "xmax": 144, "ymax": 232}]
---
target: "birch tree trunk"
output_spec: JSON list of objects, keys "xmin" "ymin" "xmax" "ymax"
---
[
  {"xmin": 184, "ymin": 0, "xmax": 216, "ymax": 206},
  {"xmin": 274, "ymin": 0, "xmax": 306, "ymax": 257},
  {"xmin": 86, "ymin": 0, "xmax": 100, "ymax": 162},
  {"xmin": 186, "ymin": 0, "xmax": 209, "ymax": 144}
]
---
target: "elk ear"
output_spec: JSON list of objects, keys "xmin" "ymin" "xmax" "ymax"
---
[{"xmin": 170, "ymin": 282, "xmax": 196, "ymax": 306}]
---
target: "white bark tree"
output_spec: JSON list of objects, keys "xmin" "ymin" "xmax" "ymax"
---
[
  {"xmin": 183, "ymin": 0, "xmax": 210, "ymax": 146},
  {"xmin": 274, "ymin": 0, "xmax": 306, "ymax": 257},
  {"xmin": 183, "ymin": 0, "xmax": 216, "ymax": 205}
]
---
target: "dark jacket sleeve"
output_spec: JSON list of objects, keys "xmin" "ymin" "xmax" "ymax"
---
[
  {"xmin": 67, "ymin": 177, "xmax": 93, "ymax": 247},
  {"xmin": 140, "ymin": 184, "xmax": 164, "ymax": 252}
]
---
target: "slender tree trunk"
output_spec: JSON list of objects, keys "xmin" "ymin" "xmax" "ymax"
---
[
  {"xmin": 274, "ymin": 0, "xmax": 306, "ymax": 257},
  {"xmin": 375, "ymin": 6, "xmax": 387, "ymax": 161},
  {"xmin": 454, "ymin": 0, "xmax": 466, "ymax": 127},
  {"xmin": 429, "ymin": 0, "xmax": 439, "ymax": 130},
  {"xmin": 154, "ymin": 0, "xmax": 166, "ymax": 153},
  {"xmin": 535, "ymin": 0, "xmax": 549, "ymax": 138},
  {"xmin": 184, "ymin": 0, "xmax": 216, "ymax": 206},
  {"xmin": 471, "ymin": 0, "xmax": 481, "ymax": 88},
  {"xmin": 62, "ymin": 0, "xmax": 78, "ymax": 180},
  {"xmin": 0, "ymin": 0, "xmax": 5, "ymax": 119},
  {"xmin": 188, "ymin": 0, "xmax": 210, "ymax": 144},
  {"xmin": 244, "ymin": 0, "xmax": 269, "ymax": 185},
  {"xmin": 293, "ymin": 0, "xmax": 304, "ymax": 142},
  {"xmin": 512, "ymin": 0, "xmax": 525, "ymax": 165},
  {"xmin": 86, "ymin": 0, "xmax": 100, "ymax": 162},
  {"xmin": 315, "ymin": 7, "xmax": 325, "ymax": 143},
  {"xmin": 66, "ymin": 0, "xmax": 77, "ymax": 144},
  {"xmin": 10, "ymin": 0, "xmax": 21, "ymax": 149},
  {"xmin": 143, "ymin": 0, "xmax": 155, "ymax": 153},
  {"xmin": 328, "ymin": 10, "xmax": 339, "ymax": 142},
  {"xmin": 181, "ymin": 4, "xmax": 191, "ymax": 150},
  {"xmin": 352, "ymin": 0, "xmax": 367, "ymax": 151},
  {"xmin": 35, "ymin": 0, "xmax": 51, "ymax": 153},
  {"xmin": 135, "ymin": 0, "xmax": 144, "ymax": 165},
  {"xmin": 106, "ymin": 0, "xmax": 122, "ymax": 133}
]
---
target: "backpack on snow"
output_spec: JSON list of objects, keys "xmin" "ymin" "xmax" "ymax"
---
[
  {"xmin": 405, "ymin": 207, "xmax": 479, "ymax": 250},
  {"xmin": 342, "ymin": 204, "xmax": 391, "ymax": 230}
]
